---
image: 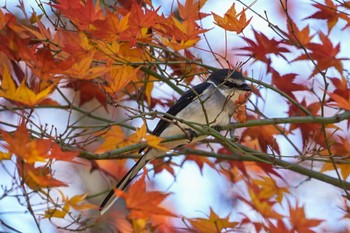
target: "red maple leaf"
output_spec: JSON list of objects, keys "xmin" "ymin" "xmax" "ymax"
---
[
  {"xmin": 288, "ymin": 100, "xmax": 322, "ymax": 146},
  {"xmin": 293, "ymin": 32, "xmax": 348, "ymax": 76},
  {"xmin": 305, "ymin": 0, "xmax": 339, "ymax": 32},
  {"xmin": 51, "ymin": 0, "xmax": 104, "ymax": 31},
  {"xmin": 239, "ymin": 30, "xmax": 290, "ymax": 64},
  {"xmin": 271, "ymin": 69, "xmax": 308, "ymax": 100},
  {"xmin": 65, "ymin": 80, "xmax": 108, "ymax": 110}
]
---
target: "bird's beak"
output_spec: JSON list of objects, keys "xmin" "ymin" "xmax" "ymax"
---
[{"xmin": 239, "ymin": 83, "xmax": 251, "ymax": 91}]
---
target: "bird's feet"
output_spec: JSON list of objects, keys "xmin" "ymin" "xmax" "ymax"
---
[
  {"xmin": 213, "ymin": 125, "xmax": 222, "ymax": 132},
  {"xmin": 184, "ymin": 128, "xmax": 198, "ymax": 143}
]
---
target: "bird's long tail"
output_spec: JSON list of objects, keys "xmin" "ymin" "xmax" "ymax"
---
[{"xmin": 99, "ymin": 151, "xmax": 151, "ymax": 215}]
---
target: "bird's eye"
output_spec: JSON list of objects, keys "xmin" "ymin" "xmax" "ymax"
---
[
  {"xmin": 223, "ymin": 79, "xmax": 243, "ymax": 89},
  {"xmin": 223, "ymin": 80, "xmax": 241, "ymax": 88}
]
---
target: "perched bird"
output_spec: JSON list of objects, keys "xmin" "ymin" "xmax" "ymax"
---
[{"xmin": 99, "ymin": 69, "xmax": 251, "ymax": 214}]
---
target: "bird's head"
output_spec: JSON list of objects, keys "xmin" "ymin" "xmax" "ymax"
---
[{"xmin": 208, "ymin": 69, "xmax": 251, "ymax": 92}]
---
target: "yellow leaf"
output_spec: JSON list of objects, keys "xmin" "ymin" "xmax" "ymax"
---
[
  {"xmin": 104, "ymin": 66, "xmax": 141, "ymax": 95},
  {"xmin": 43, "ymin": 203, "xmax": 70, "ymax": 219},
  {"xmin": 162, "ymin": 37, "xmax": 198, "ymax": 51},
  {"xmin": 0, "ymin": 65, "xmax": 55, "ymax": 107},
  {"xmin": 321, "ymin": 163, "xmax": 350, "ymax": 180},
  {"xmin": 67, "ymin": 193, "xmax": 96, "ymax": 211},
  {"xmin": 253, "ymin": 177, "xmax": 289, "ymax": 203},
  {"xmin": 95, "ymin": 40, "xmax": 120, "ymax": 57},
  {"xmin": 144, "ymin": 75, "xmax": 155, "ymax": 105},
  {"xmin": 135, "ymin": 125, "xmax": 168, "ymax": 151},
  {"xmin": 0, "ymin": 151, "xmax": 12, "ymax": 160},
  {"xmin": 95, "ymin": 125, "xmax": 130, "ymax": 153},
  {"xmin": 248, "ymin": 188, "xmax": 284, "ymax": 219},
  {"xmin": 63, "ymin": 51, "xmax": 109, "ymax": 80},
  {"xmin": 135, "ymin": 124, "xmax": 148, "ymax": 141},
  {"xmin": 189, "ymin": 208, "xmax": 238, "ymax": 233},
  {"xmin": 144, "ymin": 134, "xmax": 168, "ymax": 151}
]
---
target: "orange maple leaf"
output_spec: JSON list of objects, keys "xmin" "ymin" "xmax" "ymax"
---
[
  {"xmin": 265, "ymin": 219, "xmax": 294, "ymax": 233},
  {"xmin": 321, "ymin": 162, "xmax": 350, "ymax": 180},
  {"xmin": 65, "ymin": 80, "xmax": 108, "ymax": 110},
  {"xmin": 0, "ymin": 10, "xmax": 13, "ymax": 30},
  {"xmin": 61, "ymin": 51, "xmax": 109, "ymax": 80},
  {"xmin": 57, "ymin": 30, "xmax": 94, "ymax": 56},
  {"xmin": 96, "ymin": 124, "xmax": 166, "ymax": 155},
  {"xmin": 323, "ymin": 136, "xmax": 350, "ymax": 157},
  {"xmin": 178, "ymin": 0, "xmax": 209, "ymax": 21},
  {"xmin": 91, "ymin": 10, "xmax": 129, "ymax": 41},
  {"xmin": 320, "ymin": 136, "xmax": 350, "ymax": 179},
  {"xmin": 118, "ymin": 2, "xmax": 159, "ymax": 45},
  {"xmin": 1, "ymin": 122, "xmax": 79, "ymax": 164},
  {"xmin": 17, "ymin": 159, "xmax": 67, "ymax": 190},
  {"xmin": 288, "ymin": 202, "xmax": 323, "ymax": 233},
  {"xmin": 286, "ymin": 19, "xmax": 314, "ymax": 46},
  {"xmin": 330, "ymin": 76, "xmax": 350, "ymax": 101},
  {"xmin": 51, "ymin": 0, "xmax": 104, "ymax": 31},
  {"xmin": 158, "ymin": 15, "xmax": 208, "ymax": 51},
  {"xmin": 160, "ymin": 18, "xmax": 200, "ymax": 51},
  {"xmin": 120, "ymin": 176, "xmax": 176, "ymax": 219},
  {"xmin": 1, "ymin": 122, "xmax": 51, "ymax": 163},
  {"xmin": 0, "ymin": 65, "xmax": 56, "ymax": 107},
  {"xmin": 150, "ymin": 159, "xmax": 177, "ymax": 177},
  {"xmin": 22, "ymin": 15, "xmax": 55, "ymax": 43},
  {"xmin": 241, "ymin": 115, "xmax": 282, "ymax": 154},
  {"xmin": 183, "ymin": 153, "xmax": 216, "ymax": 175},
  {"xmin": 212, "ymin": 3, "xmax": 252, "ymax": 34},
  {"xmin": 233, "ymin": 93, "xmax": 249, "ymax": 123},
  {"xmin": 24, "ymin": 46, "xmax": 65, "ymax": 81},
  {"xmin": 50, "ymin": 143, "xmax": 79, "ymax": 162},
  {"xmin": 188, "ymin": 208, "xmax": 239, "ymax": 233},
  {"xmin": 328, "ymin": 92, "xmax": 350, "ymax": 111}
]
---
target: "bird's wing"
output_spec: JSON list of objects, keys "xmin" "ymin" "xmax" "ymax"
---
[
  {"xmin": 100, "ymin": 82, "xmax": 211, "ymax": 214},
  {"xmin": 152, "ymin": 82, "xmax": 211, "ymax": 136}
]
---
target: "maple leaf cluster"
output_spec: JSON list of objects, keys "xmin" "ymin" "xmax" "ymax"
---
[{"xmin": 0, "ymin": 0, "xmax": 350, "ymax": 232}]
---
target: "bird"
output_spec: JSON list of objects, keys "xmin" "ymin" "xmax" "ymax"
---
[{"xmin": 99, "ymin": 69, "xmax": 251, "ymax": 214}]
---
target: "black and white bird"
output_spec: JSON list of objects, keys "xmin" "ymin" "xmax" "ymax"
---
[{"xmin": 99, "ymin": 69, "xmax": 251, "ymax": 214}]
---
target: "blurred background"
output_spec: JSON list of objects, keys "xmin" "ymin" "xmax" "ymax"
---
[{"xmin": 1, "ymin": 0, "xmax": 350, "ymax": 232}]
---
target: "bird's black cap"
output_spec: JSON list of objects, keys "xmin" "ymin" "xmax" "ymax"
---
[{"xmin": 208, "ymin": 69, "xmax": 251, "ymax": 91}]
